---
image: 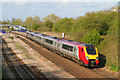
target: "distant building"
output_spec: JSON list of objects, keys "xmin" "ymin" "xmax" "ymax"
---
[{"xmin": 110, "ymin": 5, "xmax": 118, "ymax": 12}]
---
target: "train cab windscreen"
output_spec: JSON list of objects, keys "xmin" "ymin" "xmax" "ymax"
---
[{"xmin": 85, "ymin": 45, "xmax": 96, "ymax": 55}]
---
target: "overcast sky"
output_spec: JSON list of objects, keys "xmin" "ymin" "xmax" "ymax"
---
[{"xmin": 1, "ymin": 0, "xmax": 119, "ymax": 21}]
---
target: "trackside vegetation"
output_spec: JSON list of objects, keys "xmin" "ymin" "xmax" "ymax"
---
[{"xmin": 1, "ymin": 6, "xmax": 118, "ymax": 71}]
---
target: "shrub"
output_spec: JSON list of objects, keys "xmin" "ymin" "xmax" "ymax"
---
[
  {"xmin": 10, "ymin": 27, "xmax": 14, "ymax": 31},
  {"xmin": 37, "ymin": 26, "xmax": 50, "ymax": 32},
  {"xmin": 110, "ymin": 64, "xmax": 118, "ymax": 72},
  {"xmin": 81, "ymin": 29, "xmax": 102, "ymax": 46},
  {"xmin": 9, "ymin": 36, "xmax": 14, "ymax": 40}
]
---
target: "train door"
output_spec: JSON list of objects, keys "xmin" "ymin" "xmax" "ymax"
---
[
  {"xmin": 73, "ymin": 46, "xmax": 78, "ymax": 58},
  {"xmin": 78, "ymin": 47, "xmax": 84, "ymax": 60},
  {"xmin": 54, "ymin": 41, "xmax": 58, "ymax": 50},
  {"xmin": 57, "ymin": 42, "xmax": 60, "ymax": 50},
  {"xmin": 42, "ymin": 37, "xmax": 45, "ymax": 45}
]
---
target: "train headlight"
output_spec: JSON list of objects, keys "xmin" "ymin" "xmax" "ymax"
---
[
  {"xmin": 86, "ymin": 57, "xmax": 89, "ymax": 60},
  {"xmin": 96, "ymin": 57, "xmax": 99, "ymax": 60}
]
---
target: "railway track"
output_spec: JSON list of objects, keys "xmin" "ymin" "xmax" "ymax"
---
[
  {"xmin": 12, "ymin": 32, "xmax": 118, "ymax": 79},
  {"xmin": 2, "ymin": 38, "xmax": 46, "ymax": 79}
]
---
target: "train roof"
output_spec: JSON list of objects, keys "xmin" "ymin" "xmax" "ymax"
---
[
  {"xmin": 26, "ymin": 31, "xmax": 30, "ymax": 32},
  {"xmin": 59, "ymin": 39, "xmax": 94, "ymax": 46},
  {"xmin": 30, "ymin": 32, "xmax": 36, "ymax": 34},
  {"xmin": 26, "ymin": 31, "xmax": 95, "ymax": 46},
  {"xmin": 45, "ymin": 35, "xmax": 61, "ymax": 40},
  {"xmin": 27, "ymin": 31, "xmax": 38, "ymax": 34},
  {"xmin": 26, "ymin": 31, "xmax": 33, "ymax": 33},
  {"xmin": 36, "ymin": 33, "xmax": 45, "ymax": 37}
]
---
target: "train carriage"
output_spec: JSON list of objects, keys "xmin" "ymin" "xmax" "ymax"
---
[
  {"xmin": 29, "ymin": 32, "xmax": 36, "ymax": 40},
  {"xmin": 34, "ymin": 34, "xmax": 45, "ymax": 45},
  {"xmin": 44, "ymin": 36, "xmax": 60, "ymax": 50},
  {"xmin": 26, "ymin": 31, "xmax": 31, "ymax": 38},
  {"xmin": 26, "ymin": 31, "xmax": 38, "ymax": 41},
  {"xmin": 57, "ymin": 40, "xmax": 76, "ymax": 58}
]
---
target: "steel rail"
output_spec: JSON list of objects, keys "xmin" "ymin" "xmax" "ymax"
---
[
  {"xmin": 10, "ymin": 50, "xmax": 36, "ymax": 80},
  {"xmin": 3, "ymin": 41, "xmax": 36, "ymax": 80},
  {"xmin": 2, "ymin": 43, "xmax": 24, "ymax": 80}
]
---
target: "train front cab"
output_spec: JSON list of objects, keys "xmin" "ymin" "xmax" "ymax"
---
[{"xmin": 78, "ymin": 44, "xmax": 99, "ymax": 67}]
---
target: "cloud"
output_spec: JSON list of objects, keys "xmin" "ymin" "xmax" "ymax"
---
[
  {"xmin": 14, "ymin": 0, "xmax": 28, "ymax": 5},
  {"xmin": 2, "ymin": 0, "xmax": 119, "ymax": 2},
  {"xmin": 2, "ymin": 0, "xmax": 28, "ymax": 5}
]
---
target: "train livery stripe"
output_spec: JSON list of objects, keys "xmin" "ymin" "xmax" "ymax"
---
[{"xmin": 78, "ymin": 46, "xmax": 88, "ymax": 64}]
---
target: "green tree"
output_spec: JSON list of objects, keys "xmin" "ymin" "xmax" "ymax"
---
[
  {"xmin": 53, "ymin": 17, "xmax": 74, "ymax": 32},
  {"xmin": 24, "ymin": 17, "xmax": 33, "ymax": 24},
  {"xmin": 16, "ymin": 18, "xmax": 23, "ymax": 25},
  {"xmin": 10, "ymin": 27, "xmax": 14, "ymax": 31},
  {"xmin": 32, "ymin": 23, "xmax": 40, "ymax": 31},
  {"xmin": 11, "ymin": 18, "xmax": 23, "ymax": 25},
  {"xmin": 2, "ymin": 21, "xmax": 9, "ymax": 24},
  {"xmin": 81, "ymin": 30, "xmax": 102, "ymax": 46},
  {"xmin": 33, "ymin": 16, "xmax": 41, "ymax": 23},
  {"xmin": 45, "ymin": 20, "xmax": 53, "ymax": 31},
  {"xmin": 24, "ymin": 16, "xmax": 42, "ymax": 31},
  {"xmin": 42, "ymin": 13, "xmax": 60, "ymax": 23},
  {"xmin": 12, "ymin": 18, "xmax": 16, "ymax": 24}
]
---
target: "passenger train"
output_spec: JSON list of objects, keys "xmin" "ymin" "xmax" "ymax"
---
[{"xmin": 26, "ymin": 31, "xmax": 99, "ymax": 67}]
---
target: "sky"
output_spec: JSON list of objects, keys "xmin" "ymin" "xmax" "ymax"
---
[{"xmin": 1, "ymin": 0, "xmax": 119, "ymax": 21}]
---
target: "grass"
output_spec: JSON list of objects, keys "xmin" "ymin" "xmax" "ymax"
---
[
  {"xmin": 14, "ymin": 43, "xmax": 32, "ymax": 59},
  {"xmin": 15, "ymin": 43, "xmax": 25, "ymax": 51},
  {"xmin": 24, "ymin": 52, "xmax": 32, "ymax": 59},
  {"xmin": 9, "ymin": 36, "xmax": 14, "ymax": 40},
  {"xmin": 110, "ymin": 64, "xmax": 118, "ymax": 72}
]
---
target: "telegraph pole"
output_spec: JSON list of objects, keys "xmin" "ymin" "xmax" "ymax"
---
[{"xmin": 31, "ymin": 24, "xmax": 32, "ymax": 31}]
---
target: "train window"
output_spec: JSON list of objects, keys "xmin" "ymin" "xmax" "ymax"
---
[
  {"xmin": 81, "ymin": 48, "xmax": 83, "ymax": 52},
  {"xmin": 31, "ymin": 34, "xmax": 34, "ymax": 36},
  {"xmin": 45, "ymin": 39, "xmax": 53, "ymax": 45},
  {"xmin": 36, "ymin": 36, "xmax": 41, "ymax": 40},
  {"xmin": 62, "ymin": 44, "xmax": 68, "ymax": 50},
  {"xmin": 34, "ymin": 32, "xmax": 38, "ymax": 34},
  {"xmin": 62, "ymin": 44, "xmax": 73, "ymax": 52},
  {"xmin": 69, "ymin": 46, "xmax": 73, "ymax": 52},
  {"xmin": 86, "ymin": 47, "xmax": 96, "ymax": 55},
  {"xmin": 85, "ymin": 45, "xmax": 96, "ymax": 55}
]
